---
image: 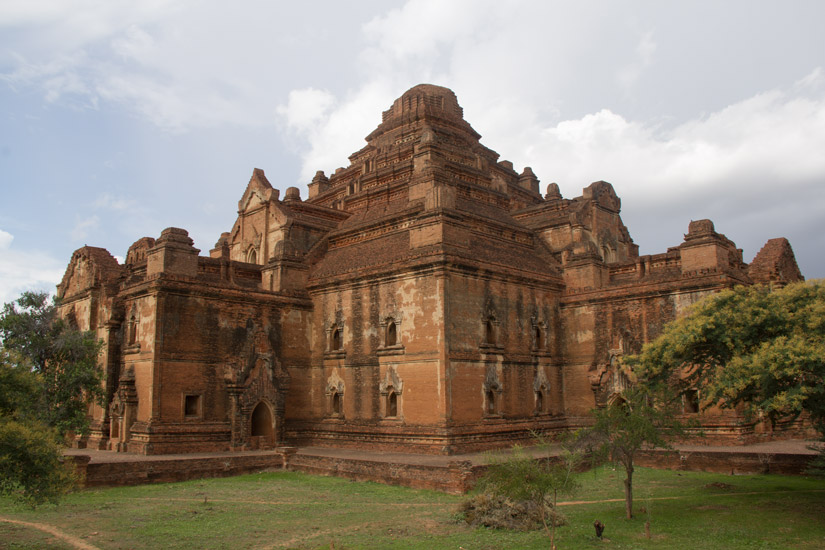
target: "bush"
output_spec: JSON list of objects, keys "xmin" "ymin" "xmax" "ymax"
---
[
  {"xmin": 0, "ymin": 417, "xmax": 76, "ymax": 505},
  {"xmin": 461, "ymin": 492, "xmax": 567, "ymax": 531}
]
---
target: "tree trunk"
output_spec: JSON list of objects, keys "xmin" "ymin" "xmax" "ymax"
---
[
  {"xmin": 539, "ymin": 494, "xmax": 554, "ymax": 548},
  {"xmin": 624, "ymin": 463, "xmax": 634, "ymax": 519},
  {"xmin": 550, "ymin": 489, "xmax": 557, "ymax": 550}
]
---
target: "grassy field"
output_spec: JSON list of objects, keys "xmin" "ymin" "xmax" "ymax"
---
[{"xmin": 1, "ymin": 466, "xmax": 824, "ymax": 549}]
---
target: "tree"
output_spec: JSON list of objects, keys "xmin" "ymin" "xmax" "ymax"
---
[
  {"xmin": 0, "ymin": 291, "xmax": 103, "ymax": 505},
  {"xmin": 0, "ymin": 291, "xmax": 104, "ymax": 437},
  {"xmin": 576, "ymin": 385, "xmax": 687, "ymax": 520},
  {"xmin": 631, "ymin": 280, "xmax": 825, "ymax": 439},
  {"xmin": 0, "ymin": 349, "xmax": 77, "ymax": 505},
  {"xmin": 472, "ymin": 434, "xmax": 581, "ymax": 549}
]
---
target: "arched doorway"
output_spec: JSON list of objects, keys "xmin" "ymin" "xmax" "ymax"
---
[{"xmin": 250, "ymin": 401, "xmax": 275, "ymax": 449}]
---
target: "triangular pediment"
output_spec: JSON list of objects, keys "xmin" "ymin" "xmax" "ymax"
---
[
  {"xmin": 238, "ymin": 168, "xmax": 279, "ymax": 213},
  {"xmin": 749, "ymin": 237, "xmax": 804, "ymax": 285},
  {"xmin": 57, "ymin": 246, "xmax": 123, "ymax": 299}
]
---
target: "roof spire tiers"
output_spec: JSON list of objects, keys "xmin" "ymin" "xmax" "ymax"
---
[
  {"xmin": 365, "ymin": 84, "xmax": 482, "ymax": 146},
  {"xmin": 307, "ymin": 84, "xmax": 546, "ymax": 212}
]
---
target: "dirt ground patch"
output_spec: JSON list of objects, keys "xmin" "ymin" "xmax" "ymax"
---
[{"xmin": 0, "ymin": 517, "xmax": 101, "ymax": 550}]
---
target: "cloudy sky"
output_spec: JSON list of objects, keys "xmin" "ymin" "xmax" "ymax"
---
[{"xmin": 2, "ymin": 0, "xmax": 824, "ymax": 304}]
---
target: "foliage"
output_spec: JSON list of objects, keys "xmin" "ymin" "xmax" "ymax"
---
[
  {"xmin": 473, "ymin": 433, "xmax": 581, "ymax": 548},
  {"xmin": 629, "ymin": 280, "xmax": 825, "ymax": 437},
  {"xmin": 0, "ymin": 291, "xmax": 104, "ymax": 437},
  {"xmin": 805, "ymin": 448, "xmax": 825, "ymax": 477},
  {"xmin": 0, "ymin": 291, "xmax": 104, "ymax": 505},
  {"xmin": 0, "ymin": 349, "xmax": 40, "ymax": 420},
  {"xmin": 0, "ymin": 417, "xmax": 76, "ymax": 506},
  {"xmin": 0, "ymin": 351, "xmax": 76, "ymax": 505},
  {"xmin": 576, "ymin": 385, "xmax": 688, "ymax": 520}
]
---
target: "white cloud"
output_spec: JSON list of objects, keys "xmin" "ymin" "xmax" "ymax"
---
[
  {"xmin": 276, "ymin": 0, "xmax": 525, "ymax": 181},
  {"xmin": 637, "ymin": 31, "xmax": 657, "ymax": 65},
  {"xmin": 618, "ymin": 31, "xmax": 656, "ymax": 90},
  {"xmin": 1, "ymin": 2, "xmax": 404, "ymax": 132},
  {"xmin": 0, "ymin": 230, "xmax": 64, "ymax": 304},
  {"xmin": 0, "ymin": 0, "xmax": 180, "ymax": 46},
  {"xmin": 0, "ymin": 2, "xmax": 272, "ymax": 130},
  {"xmin": 506, "ymin": 74, "xmax": 825, "ymax": 263},
  {"xmin": 1, "ymin": 50, "xmax": 95, "ymax": 107},
  {"xmin": 795, "ymin": 67, "xmax": 824, "ymax": 91},
  {"xmin": 94, "ymin": 74, "xmax": 242, "ymax": 132},
  {"xmin": 278, "ymin": 0, "xmax": 825, "ymax": 207},
  {"xmin": 111, "ymin": 24, "xmax": 155, "ymax": 62},
  {"xmin": 93, "ymin": 194, "xmax": 133, "ymax": 210},
  {"xmin": 361, "ymin": 0, "xmax": 489, "ymax": 61},
  {"xmin": 0, "ymin": 229, "xmax": 13, "ymax": 249},
  {"xmin": 276, "ymin": 88, "xmax": 336, "ymax": 134},
  {"xmin": 276, "ymin": 1, "xmax": 662, "ymax": 182},
  {"xmin": 522, "ymin": 79, "xmax": 825, "ymax": 205},
  {"xmin": 277, "ymin": 82, "xmax": 400, "ymax": 181},
  {"xmin": 71, "ymin": 215, "xmax": 100, "ymax": 241}
]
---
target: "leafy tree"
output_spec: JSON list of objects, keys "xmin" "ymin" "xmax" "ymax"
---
[
  {"xmin": 631, "ymin": 280, "xmax": 825, "ymax": 439},
  {"xmin": 577, "ymin": 385, "xmax": 687, "ymax": 520},
  {"xmin": 0, "ymin": 349, "xmax": 76, "ymax": 505},
  {"xmin": 473, "ymin": 434, "xmax": 581, "ymax": 549},
  {"xmin": 0, "ymin": 291, "xmax": 103, "ymax": 505},
  {"xmin": 0, "ymin": 349, "xmax": 39, "ymax": 419},
  {"xmin": 0, "ymin": 291, "xmax": 104, "ymax": 437}
]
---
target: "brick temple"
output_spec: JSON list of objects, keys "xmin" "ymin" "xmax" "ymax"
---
[{"xmin": 57, "ymin": 84, "xmax": 804, "ymax": 455}]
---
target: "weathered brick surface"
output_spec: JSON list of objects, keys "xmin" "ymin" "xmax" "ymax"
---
[
  {"xmin": 73, "ymin": 452, "xmax": 290, "ymax": 487},
  {"xmin": 287, "ymin": 454, "xmax": 482, "ymax": 494},
  {"xmin": 636, "ymin": 449, "xmax": 814, "ymax": 476},
  {"xmin": 67, "ymin": 444, "xmax": 817, "ymax": 493},
  {"xmin": 57, "ymin": 84, "xmax": 806, "ymax": 459},
  {"xmin": 749, "ymin": 237, "xmax": 803, "ymax": 285}
]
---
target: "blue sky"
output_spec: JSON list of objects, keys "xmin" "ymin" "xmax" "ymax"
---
[{"xmin": 2, "ymin": 0, "xmax": 825, "ymax": 303}]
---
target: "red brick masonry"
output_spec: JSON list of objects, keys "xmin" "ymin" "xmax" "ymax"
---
[{"xmin": 66, "ymin": 439, "xmax": 820, "ymax": 495}]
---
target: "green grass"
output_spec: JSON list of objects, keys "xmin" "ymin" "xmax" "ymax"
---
[{"xmin": 1, "ymin": 467, "xmax": 823, "ymax": 549}]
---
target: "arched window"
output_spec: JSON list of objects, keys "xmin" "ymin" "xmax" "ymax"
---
[
  {"xmin": 332, "ymin": 391, "xmax": 342, "ymax": 415},
  {"xmin": 387, "ymin": 390, "xmax": 398, "ymax": 417},
  {"xmin": 683, "ymin": 389, "xmax": 699, "ymax": 414},
  {"xmin": 609, "ymin": 394, "xmax": 630, "ymax": 412},
  {"xmin": 331, "ymin": 324, "xmax": 342, "ymax": 351},
  {"xmin": 535, "ymin": 390, "xmax": 544, "ymax": 413},
  {"xmin": 247, "ymin": 248, "xmax": 258, "ymax": 264},
  {"xmin": 485, "ymin": 319, "xmax": 495, "ymax": 345},
  {"xmin": 128, "ymin": 314, "xmax": 137, "ymax": 346},
  {"xmin": 534, "ymin": 325, "xmax": 544, "ymax": 350},
  {"xmin": 386, "ymin": 321, "xmax": 397, "ymax": 347},
  {"xmin": 486, "ymin": 389, "xmax": 496, "ymax": 414}
]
